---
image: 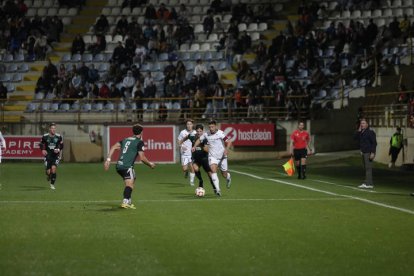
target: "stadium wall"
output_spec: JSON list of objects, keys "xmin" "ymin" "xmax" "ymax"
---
[{"xmin": 372, "ymin": 126, "xmax": 414, "ymax": 166}]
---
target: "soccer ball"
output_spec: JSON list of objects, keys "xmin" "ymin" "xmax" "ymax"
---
[{"xmin": 195, "ymin": 187, "xmax": 205, "ymax": 197}]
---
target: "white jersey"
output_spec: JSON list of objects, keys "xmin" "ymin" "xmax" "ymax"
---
[
  {"xmin": 178, "ymin": 129, "xmax": 196, "ymax": 156},
  {"xmin": 0, "ymin": 131, "xmax": 5, "ymax": 162},
  {"xmin": 0, "ymin": 131, "xmax": 5, "ymax": 149},
  {"xmin": 200, "ymin": 129, "xmax": 228, "ymax": 159}
]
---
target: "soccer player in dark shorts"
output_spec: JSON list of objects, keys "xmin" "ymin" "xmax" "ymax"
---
[
  {"xmin": 192, "ymin": 124, "xmax": 215, "ymax": 190},
  {"xmin": 290, "ymin": 121, "xmax": 312, "ymax": 179},
  {"xmin": 104, "ymin": 124, "xmax": 156, "ymax": 209},
  {"xmin": 39, "ymin": 123, "xmax": 63, "ymax": 190}
]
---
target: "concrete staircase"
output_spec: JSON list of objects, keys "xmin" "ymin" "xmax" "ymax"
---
[{"xmin": 1, "ymin": 0, "xmax": 107, "ymax": 123}]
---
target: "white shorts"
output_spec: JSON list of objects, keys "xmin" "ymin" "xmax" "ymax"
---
[
  {"xmin": 181, "ymin": 155, "xmax": 192, "ymax": 166},
  {"xmin": 208, "ymin": 156, "xmax": 228, "ymax": 172}
]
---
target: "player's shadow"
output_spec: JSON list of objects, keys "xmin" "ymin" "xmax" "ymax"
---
[
  {"xmin": 20, "ymin": 185, "xmax": 49, "ymax": 191},
  {"xmin": 156, "ymin": 182, "xmax": 185, "ymax": 188},
  {"xmin": 93, "ymin": 203, "xmax": 125, "ymax": 212},
  {"xmin": 167, "ymin": 192, "xmax": 201, "ymax": 199}
]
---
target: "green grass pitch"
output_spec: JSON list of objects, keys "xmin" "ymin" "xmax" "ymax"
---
[{"xmin": 1, "ymin": 155, "xmax": 414, "ymax": 275}]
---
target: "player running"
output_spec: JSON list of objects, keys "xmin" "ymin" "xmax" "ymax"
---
[
  {"xmin": 177, "ymin": 119, "xmax": 196, "ymax": 186},
  {"xmin": 39, "ymin": 123, "xmax": 63, "ymax": 190},
  {"xmin": 192, "ymin": 120, "xmax": 232, "ymax": 196},
  {"xmin": 191, "ymin": 124, "xmax": 215, "ymax": 191},
  {"xmin": 105, "ymin": 124, "xmax": 155, "ymax": 209},
  {"xmin": 0, "ymin": 130, "xmax": 6, "ymax": 163},
  {"xmin": 290, "ymin": 120, "xmax": 312, "ymax": 179}
]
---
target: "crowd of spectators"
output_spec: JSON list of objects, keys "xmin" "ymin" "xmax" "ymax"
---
[
  {"xmin": 0, "ymin": 0, "xmax": 69, "ymax": 61},
  {"xmin": 32, "ymin": 0, "xmax": 414, "ymax": 121}
]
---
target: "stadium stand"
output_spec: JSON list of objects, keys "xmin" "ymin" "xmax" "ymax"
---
[{"xmin": 1, "ymin": 0, "xmax": 413, "ymax": 123}]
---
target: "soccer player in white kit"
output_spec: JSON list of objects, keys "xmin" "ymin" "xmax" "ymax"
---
[
  {"xmin": 0, "ymin": 130, "xmax": 6, "ymax": 163},
  {"xmin": 192, "ymin": 120, "xmax": 232, "ymax": 196},
  {"xmin": 177, "ymin": 119, "xmax": 196, "ymax": 186}
]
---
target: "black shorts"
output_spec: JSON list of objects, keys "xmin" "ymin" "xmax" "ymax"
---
[
  {"xmin": 116, "ymin": 168, "xmax": 136, "ymax": 180},
  {"xmin": 293, "ymin": 148, "xmax": 307, "ymax": 161},
  {"xmin": 194, "ymin": 157, "xmax": 211, "ymax": 173},
  {"xmin": 44, "ymin": 157, "xmax": 60, "ymax": 170}
]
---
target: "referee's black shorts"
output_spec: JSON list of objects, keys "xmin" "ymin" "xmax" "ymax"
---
[{"xmin": 293, "ymin": 148, "xmax": 307, "ymax": 161}]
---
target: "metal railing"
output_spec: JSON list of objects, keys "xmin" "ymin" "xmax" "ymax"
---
[{"xmin": 0, "ymin": 95, "xmax": 311, "ymax": 125}]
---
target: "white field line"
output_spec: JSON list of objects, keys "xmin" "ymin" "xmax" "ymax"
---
[
  {"xmin": 0, "ymin": 198, "xmax": 352, "ymax": 204},
  {"xmin": 231, "ymin": 170, "xmax": 414, "ymax": 216}
]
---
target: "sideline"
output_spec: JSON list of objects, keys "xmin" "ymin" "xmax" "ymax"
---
[
  {"xmin": 0, "ymin": 198, "xmax": 352, "ymax": 204},
  {"xmin": 231, "ymin": 170, "xmax": 414, "ymax": 216}
]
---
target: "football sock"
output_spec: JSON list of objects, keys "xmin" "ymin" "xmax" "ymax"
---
[
  {"xmin": 195, "ymin": 171, "xmax": 203, "ymax": 182},
  {"xmin": 302, "ymin": 165, "xmax": 306, "ymax": 177},
  {"xmin": 51, "ymin": 173, "xmax": 56, "ymax": 184},
  {"xmin": 189, "ymin": 172, "xmax": 195, "ymax": 183},
  {"xmin": 209, "ymin": 176, "xmax": 215, "ymax": 190},
  {"xmin": 211, "ymin": 173, "xmax": 220, "ymax": 192},
  {"xmin": 123, "ymin": 186, "xmax": 133, "ymax": 201},
  {"xmin": 296, "ymin": 166, "xmax": 301, "ymax": 177}
]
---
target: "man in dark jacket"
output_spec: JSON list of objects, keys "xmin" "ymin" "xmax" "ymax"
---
[{"xmin": 355, "ymin": 118, "xmax": 377, "ymax": 188}]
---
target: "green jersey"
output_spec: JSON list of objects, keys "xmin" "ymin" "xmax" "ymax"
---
[
  {"xmin": 116, "ymin": 137, "xmax": 145, "ymax": 170},
  {"xmin": 40, "ymin": 133, "xmax": 63, "ymax": 159}
]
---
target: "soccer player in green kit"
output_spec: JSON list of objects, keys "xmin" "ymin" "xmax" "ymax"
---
[
  {"xmin": 105, "ymin": 124, "xmax": 156, "ymax": 209},
  {"xmin": 40, "ymin": 123, "xmax": 63, "ymax": 190}
]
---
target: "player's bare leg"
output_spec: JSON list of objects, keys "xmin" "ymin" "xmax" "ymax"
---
[
  {"xmin": 46, "ymin": 168, "xmax": 51, "ymax": 182},
  {"xmin": 49, "ymin": 165, "xmax": 57, "ymax": 189},
  {"xmin": 121, "ymin": 179, "xmax": 136, "ymax": 209},
  {"xmin": 210, "ymin": 164, "xmax": 221, "ymax": 196}
]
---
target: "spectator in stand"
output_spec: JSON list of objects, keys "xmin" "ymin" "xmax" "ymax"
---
[
  {"xmin": 132, "ymin": 81, "xmax": 144, "ymax": 118},
  {"xmin": 221, "ymin": 0, "xmax": 231, "ymax": 12},
  {"xmin": 0, "ymin": 82, "xmax": 8, "ymax": 101},
  {"xmin": 177, "ymin": 4, "xmax": 190, "ymax": 21},
  {"xmin": 210, "ymin": 0, "xmax": 221, "ymax": 13},
  {"xmin": 35, "ymin": 72, "xmax": 51, "ymax": 94},
  {"xmin": 175, "ymin": 61, "xmax": 186, "ymax": 84},
  {"xmin": 121, "ymin": 70, "xmax": 136, "ymax": 98},
  {"xmin": 77, "ymin": 62, "xmax": 90, "ymax": 84},
  {"xmin": 99, "ymin": 81, "xmax": 110, "ymax": 99},
  {"xmin": 203, "ymin": 13, "xmax": 214, "ymax": 40},
  {"xmin": 144, "ymin": 4, "xmax": 157, "ymax": 25},
  {"xmin": 400, "ymin": 14, "xmax": 410, "ymax": 42},
  {"xmin": 194, "ymin": 59, "xmax": 207, "ymax": 77},
  {"xmin": 207, "ymin": 66, "xmax": 219, "ymax": 86},
  {"xmin": 34, "ymin": 34, "xmax": 48, "ymax": 60},
  {"xmin": 109, "ymin": 84, "xmax": 121, "ymax": 98},
  {"xmin": 43, "ymin": 59, "xmax": 58, "ymax": 86},
  {"xmin": 144, "ymin": 80, "xmax": 157, "ymax": 104},
  {"xmin": 71, "ymin": 34, "xmax": 85, "ymax": 55},
  {"xmin": 87, "ymin": 34, "xmax": 106, "ymax": 56},
  {"xmin": 133, "ymin": 43, "xmax": 147, "ymax": 65},
  {"xmin": 156, "ymin": 3, "xmax": 170, "ymax": 23},
  {"xmin": 112, "ymin": 42, "xmax": 127, "ymax": 65},
  {"xmin": 113, "ymin": 15, "xmax": 129, "ymax": 37},
  {"xmin": 58, "ymin": 64, "xmax": 67, "ymax": 81},
  {"xmin": 329, "ymin": 56, "xmax": 342, "ymax": 76},
  {"xmin": 94, "ymin": 15, "xmax": 109, "ymax": 35},
  {"xmin": 88, "ymin": 64, "xmax": 100, "ymax": 83},
  {"xmin": 158, "ymin": 101, "xmax": 168, "ymax": 121},
  {"xmin": 389, "ymin": 17, "xmax": 401, "ymax": 39},
  {"xmin": 71, "ymin": 72, "xmax": 82, "ymax": 90}
]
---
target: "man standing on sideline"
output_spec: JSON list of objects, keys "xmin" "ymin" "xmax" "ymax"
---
[
  {"xmin": 355, "ymin": 118, "xmax": 377, "ymax": 189},
  {"xmin": 105, "ymin": 124, "xmax": 156, "ymax": 209},
  {"xmin": 290, "ymin": 121, "xmax": 312, "ymax": 179},
  {"xmin": 0, "ymin": 130, "xmax": 6, "ymax": 163},
  {"xmin": 388, "ymin": 126, "xmax": 404, "ymax": 168},
  {"xmin": 40, "ymin": 123, "xmax": 63, "ymax": 190}
]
